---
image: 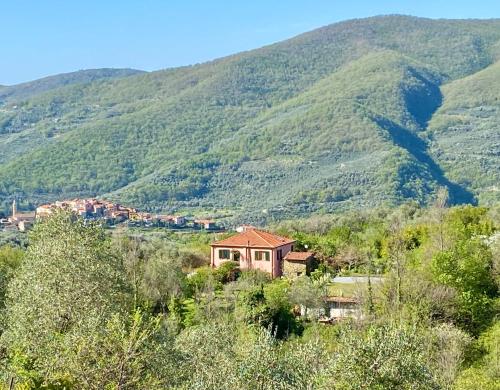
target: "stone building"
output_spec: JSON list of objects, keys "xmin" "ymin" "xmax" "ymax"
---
[{"xmin": 282, "ymin": 251, "xmax": 317, "ymax": 277}]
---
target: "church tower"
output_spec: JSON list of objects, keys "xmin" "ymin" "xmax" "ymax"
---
[{"xmin": 12, "ymin": 199, "xmax": 16, "ymax": 219}]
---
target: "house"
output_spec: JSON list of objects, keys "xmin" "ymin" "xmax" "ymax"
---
[
  {"xmin": 210, "ymin": 228, "xmax": 295, "ymax": 278},
  {"xmin": 34, "ymin": 198, "xmax": 147, "ymax": 226},
  {"xmin": 299, "ymin": 296, "xmax": 362, "ymax": 323},
  {"xmin": 173, "ymin": 215, "xmax": 186, "ymax": 226},
  {"xmin": 155, "ymin": 215, "xmax": 186, "ymax": 227},
  {"xmin": 283, "ymin": 251, "xmax": 317, "ymax": 277},
  {"xmin": 8, "ymin": 212, "xmax": 36, "ymax": 224},
  {"xmin": 323, "ymin": 296, "xmax": 362, "ymax": 320},
  {"xmin": 194, "ymin": 219, "xmax": 217, "ymax": 230},
  {"xmin": 36, "ymin": 204, "xmax": 54, "ymax": 218},
  {"xmin": 110, "ymin": 210, "xmax": 130, "ymax": 222},
  {"xmin": 18, "ymin": 219, "xmax": 33, "ymax": 232},
  {"xmin": 8, "ymin": 200, "xmax": 35, "ymax": 231},
  {"xmin": 92, "ymin": 203, "xmax": 105, "ymax": 217}
]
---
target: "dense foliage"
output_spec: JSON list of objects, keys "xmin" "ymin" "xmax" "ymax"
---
[
  {"xmin": 0, "ymin": 16, "xmax": 500, "ymax": 220},
  {"xmin": 0, "ymin": 202, "xmax": 498, "ymax": 389}
]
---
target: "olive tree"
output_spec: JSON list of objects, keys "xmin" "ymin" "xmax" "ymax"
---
[
  {"xmin": 320, "ymin": 323, "xmax": 440, "ymax": 390},
  {"xmin": 1, "ymin": 211, "xmax": 131, "ymax": 385}
]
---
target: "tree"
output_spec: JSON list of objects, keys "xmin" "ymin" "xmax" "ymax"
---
[
  {"xmin": 288, "ymin": 276, "xmax": 323, "ymax": 319},
  {"xmin": 65, "ymin": 309, "xmax": 178, "ymax": 389},
  {"xmin": 0, "ymin": 245, "xmax": 23, "ymax": 311},
  {"xmin": 431, "ymin": 239, "xmax": 497, "ymax": 334},
  {"xmin": 116, "ymin": 235, "xmax": 146, "ymax": 310},
  {"xmin": 1, "ymin": 211, "xmax": 131, "ymax": 386},
  {"xmin": 430, "ymin": 323, "xmax": 472, "ymax": 388},
  {"xmin": 432, "ymin": 186, "xmax": 449, "ymax": 252},
  {"xmin": 320, "ymin": 323, "xmax": 439, "ymax": 390},
  {"xmin": 213, "ymin": 261, "xmax": 240, "ymax": 284},
  {"xmin": 236, "ymin": 328, "xmax": 326, "ymax": 390},
  {"xmin": 236, "ymin": 279, "xmax": 302, "ymax": 339},
  {"xmin": 385, "ymin": 220, "xmax": 408, "ymax": 308},
  {"xmin": 174, "ymin": 322, "xmax": 327, "ymax": 390},
  {"xmin": 140, "ymin": 245, "xmax": 186, "ymax": 313},
  {"xmin": 453, "ymin": 322, "xmax": 500, "ymax": 390},
  {"xmin": 185, "ymin": 266, "xmax": 221, "ymax": 296},
  {"xmin": 174, "ymin": 322, "xmax": 238, "ymax": 389}
]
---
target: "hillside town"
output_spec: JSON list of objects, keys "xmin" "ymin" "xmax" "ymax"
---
[{"xmin": 0, "ymin": 198, "xmax": 223, "ymax": 232}]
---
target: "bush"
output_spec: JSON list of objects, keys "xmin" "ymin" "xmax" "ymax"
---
[
  {"xmin": 185, "ymin": 266, "xmax": 221, "ymax": 296},
  {"xmin": 213, "ymin": 261, "xmax": 240, "ymax": 284}
]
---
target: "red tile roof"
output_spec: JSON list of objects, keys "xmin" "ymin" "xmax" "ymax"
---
[
  {"xmin": 13, "ymin": 212, "xmax": 36, "ymax": 219},
  {"xmin": 211, "ymin": 229, "xmax": 295, "ymax": 248},
  {"xmin": 325, "ymin": 296, "xmax": 359, "ymax": 304},
  {"xmin": 284, "ymin": 251, "xmax": 314, "ymax": 261}
]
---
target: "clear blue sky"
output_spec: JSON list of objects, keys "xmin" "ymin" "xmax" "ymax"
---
[{"xmin": 2, "ymin": 0, "xmax": 500, "ymax": 85}]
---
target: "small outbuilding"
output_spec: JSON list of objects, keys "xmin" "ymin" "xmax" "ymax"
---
[
  {"xmin": 283, "ymin": 251, "xmax": 317, "ymax": 277},
  {"xmin": 324, "ymin": 296, "xmax": 362, "ymax": 320}
]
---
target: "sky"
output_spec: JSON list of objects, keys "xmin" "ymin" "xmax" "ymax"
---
[{"xmin": 1, "ymin": 0, "xmax": 500, "ymax": 85}]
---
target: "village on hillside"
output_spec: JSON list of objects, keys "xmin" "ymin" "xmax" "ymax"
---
[{"xmin": 0, "ymin": 198, "xmax": 223, "ymax": 232}]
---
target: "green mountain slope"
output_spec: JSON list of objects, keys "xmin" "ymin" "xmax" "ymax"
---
[
  {"xmin": 0, "ymin": 15, "xmax": 499, "ymax": 220},
  {"xmin": 0, "ymin": 68, "xmax": 144, "ymax": 103},
  {"xmin": 428, "ymin": 60, "xmax": 500, "ymax": 204}
]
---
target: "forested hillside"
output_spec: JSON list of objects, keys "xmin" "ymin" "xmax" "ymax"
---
[
  {"xmin": 0, "ymin": 68, "xmax": 144, "ymax": 104},
  {"xmin": 0, "ymin": 15, "xmax": 499, "ymax": 220}
]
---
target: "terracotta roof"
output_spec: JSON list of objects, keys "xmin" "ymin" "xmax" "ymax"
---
[
  {"xmin": 13, "ymin": 212, "xmax": 36, "ymax": 219},
  {"xmin": 211, "ymin": 229, "xmax": 295, "ymax": 248},
  {"xmin": 325, "ymin": 296, "xmax": 359, "ymax": 304},
  {"xmin": 284, "ymin": 251, "xmax": 314, "ymax": 261}
]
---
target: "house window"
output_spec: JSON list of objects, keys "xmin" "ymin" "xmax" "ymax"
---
[
  {"xmin": 219, "ymin": 249, "xmax": 230, "ymax": 259},
  {"xmin": 254, "ymin": 251, "xmax": 270, "ymax": 261}
]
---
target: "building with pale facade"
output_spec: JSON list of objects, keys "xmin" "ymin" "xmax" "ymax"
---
[{"xmin": 210, "ymin": 228, "xmax": 296, "ymax": 278}]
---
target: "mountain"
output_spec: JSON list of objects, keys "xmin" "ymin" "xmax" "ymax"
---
[
  {"xmin": 0, "ymin": 68, "xmax": 145, "ymax": 104},
  {"xmin": 0, "ymin": 15, "xmax": 499, "ymax": 221}
]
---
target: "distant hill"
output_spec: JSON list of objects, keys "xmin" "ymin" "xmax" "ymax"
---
[
  {"xmin": 0, "ymin": 15, "xmax": 499, "ymax": 222},
  {"xmin": 0, "ymin": 68, "xmax": 144, "ymax": 103}
]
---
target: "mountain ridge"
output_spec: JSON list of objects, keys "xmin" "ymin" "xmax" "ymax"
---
[
  {"xmin": 0, "ymin": 15, "xmax": 499, "ymax": 221},
  {"xmin": 0, "ymin": 68, "xmax": 145, "ymax": 103}
]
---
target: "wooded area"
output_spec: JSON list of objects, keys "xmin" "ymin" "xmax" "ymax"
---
[{"xmin": 0, "ymin": 198, "xmax": 498, "ymax": 389}]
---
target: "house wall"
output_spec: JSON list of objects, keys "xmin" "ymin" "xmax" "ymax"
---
[
  {"xmin": 211, "ymin": 243, "xmax": 294, "ymax": 278},
  {"xmin": 249, "ymin": 248, "xmax": 273, "ymax": 275},
  {"xmin": 299, "ymin": 303, "xmax": 362, "ymax": 320},
  {"xmin": 329, "ymin": 307, "xmax": 362, "ymax": 319},
  {"xmin": 283, "ymin": 260, "xmax": 308, "ymax": 278},
  {"xmin": 283, "ymin": 257, "xmax": 317, "ymax": 278},
  {"xmin": 212, "ymin": 247, "xmax": 247, "ymax": 268},
  {"xmin": 327, "ymin": 302, "xmax": 363, "ymax": 319},
  {"xmin": 174, "ymin": 217, "xmax": 186, "ymax": 225},
  {"xmin": 273, "ymin": 243, "xmax": 294, "ymax": 277}
]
